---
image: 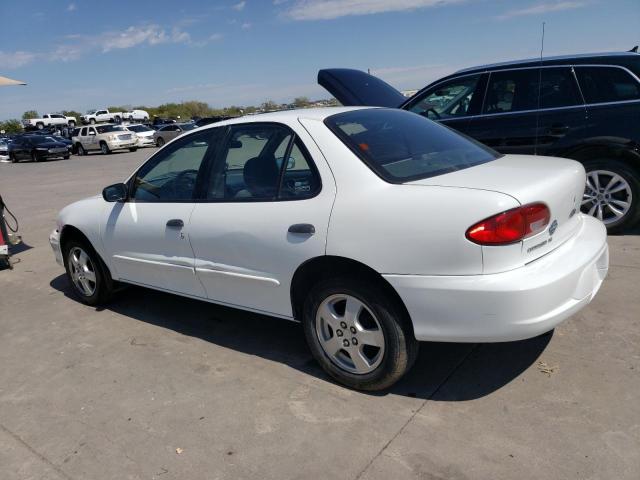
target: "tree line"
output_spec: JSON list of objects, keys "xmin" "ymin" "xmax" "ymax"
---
[{"xmin": 1, "ymin": 97, "xmax": 333, "ymax": 135}]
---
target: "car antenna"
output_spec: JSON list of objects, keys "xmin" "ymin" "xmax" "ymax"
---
[{"xmin": 534, "ymin": 21, "xmax": 545, "ymax": 156}]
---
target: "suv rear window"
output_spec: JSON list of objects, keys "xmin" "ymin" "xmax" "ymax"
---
[
  {"xmin": 325, "ymin": 108, "xmax": 499, "ymax": 183},
  {"xmin": 575, "ymin": 66, "xmax": 640, "ymax": 103}
]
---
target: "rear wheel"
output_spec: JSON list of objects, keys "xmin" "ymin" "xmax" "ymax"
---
[
  {"xmin": 63, "ymin": 155, "xmax": 70, "ymax": 159},
  {"xmin": 63, "ymin": 239, "xmax": 113, "ymax": 305},
  {"xmin": 303, "ymin": 277, "xmax": 418, "ymax": 391},
  {"xmin": 9, "ymin": 152, "xmax": 17, "ymax": 163},
  {"xmin": 36, "ymin": 122, "xmax": 44, "ymax": 130},
  {"xmin": 100, "ymin": 142, "xmax": 110, "ymax": 155},
  {"xmin": 582, "ymin": 159, "xmax": 640, "ymax": 232}
]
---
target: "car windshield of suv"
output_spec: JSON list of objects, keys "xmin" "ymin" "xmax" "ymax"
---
[
  {"xmin": 127, "ymin": 125, "xmax": 152, "ymax": 132},
  {"xmin": 96, "ymin": 125, "xmax": 128, "ymax": 134},
  {"xmin": 325, "ymin": 108, "xmax": 499, "ymax": 183}
]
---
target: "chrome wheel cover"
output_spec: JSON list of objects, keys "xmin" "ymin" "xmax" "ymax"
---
[
  {"xmin": 582, "ymin": 170, "xmax": 633, "ymax": 225},
  {"xmin": 68, "ymin": 247, "xmax": 97, "ymax": 296},
  {"xmin": 315, "ymin": 294, "xmax": 385, "ymax": 375}
]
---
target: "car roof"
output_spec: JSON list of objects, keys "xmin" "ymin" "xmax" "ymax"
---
[
  {"xmin": 454, "ymin": 51, "xmax": 639, "ymax": 75},
  {"xmin": 198, "ymin": 106, "xmax": 370, "ymax": 130}
]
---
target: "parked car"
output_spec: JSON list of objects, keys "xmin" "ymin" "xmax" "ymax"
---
[
  {"xmin": 319, "ymin": 50, "xmax": 640, "ymax": 231},
  {"xmin": 0, "ymin": 139, "xmax": 9, "ymax": 162},
  {"xmin": 8, "ymin": 135, "xmax": 71, "ymax": 162},
  {"xmin": 123, "ymin": 109, "xmax": 149, "ymax": 122},
  {"xmin": 72, "ymin": 124, "xmax": 138, "ymax": 155},
  {"xmin": 126, "ymin": 124, "xmax": 156, "ymax": 148},
  {"xmin": 152, "ymin": 117, "xmax": 177, "ymax": 126},
  {"xmin": 152, "ymin": 122, "xmax": 195, "ymax": 147},
  {"xmin": 22, "ymin": 113, "xmax": 77, "ymax": 130},
  {"xmin": 49, "ymin": 107, "xmax": 608, "ymax": 390},
  {"xmin": 81, "ymin": 109, "xmax": 123, "ymax": 125},
  {"xmin": 194, "ymin": 116, "xmax": 234, "ymax": 127}
]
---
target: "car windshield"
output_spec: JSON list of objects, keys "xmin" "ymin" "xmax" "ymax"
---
[
  {"xmin": 324, "ymin": 108, "xmax": 499, "ymax": 183},
  {"xmin": 127, "ymin": 125, "xmax": 152, "ymax": 132},
  {"xmin": 96, "ymin": 125, "xmax": 127, "ymax": 133},
  {"xmin": 179, "ymin": 123, "xmax": 196, "ymax": 131},
  {"xmin": 29, "ymin": 136, "xmax": 58, "ymax": 144}
]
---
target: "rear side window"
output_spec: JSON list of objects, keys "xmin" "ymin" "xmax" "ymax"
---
[
  {"xmin": 575, "ymin": 66, "xmax": 640, "ymax": 103},
  {"xmin": 325, "ymin": 108, "xmax": 499, "ymax": 183}
]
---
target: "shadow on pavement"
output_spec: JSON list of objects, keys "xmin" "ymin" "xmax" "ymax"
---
[{"xmin": 50, "ymin": 274, "xmax": 551, "ymax": 400}]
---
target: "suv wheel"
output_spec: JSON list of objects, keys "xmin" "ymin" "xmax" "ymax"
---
[
  {"xmin": 76, "ymin": 144, "xmax": 86, "ymax": 156},
  {"xmin": 9, "ymin": 152, "xmax": 17, "ymax": 163},
  {"xmin": 63, "ymin": 240, "xmax": 114, "ymax": 306},
  {"xmin": 68, "ymin": 121, "xmax": 76, "ymax": 128},
  {"xmin": 582, "ymin": 159, "xmax": 640, "ymax": 232},
  {"xmin": 303, "ymin": 277, "xmax": 418, "ymax": 391},
  {"xmin": 100, "ymin": 142, "xmax": 110, "ymax": 155}
]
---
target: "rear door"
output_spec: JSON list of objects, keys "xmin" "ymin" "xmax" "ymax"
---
[
  {"xmin": 189, "ymin": 121, "xmax": 336, "ymax": 318},
  {"xmin": 402, "ymin": 73, "xmax": 487, "ymax": 137}
]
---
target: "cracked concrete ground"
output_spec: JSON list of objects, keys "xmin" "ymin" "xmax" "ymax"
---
[{"xmin": 1, "ymin": 150, "xmax": 639, "ymax": 479}]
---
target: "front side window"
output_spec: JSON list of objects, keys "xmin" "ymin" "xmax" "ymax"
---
[
  {"xmin": 132, "ymin": 129, "xmax": 219, "ymax": 202},
  {"xmin": 80, "ymin": 127, "xmax": 87, "ymax": 136},
  {"xmin": 408, "ymin": 75, "xmax": 481, "ymax": 120},
  {"xmin": 325, "ymin": 108, "xmax": 499, "ymax": 183},
  {"xmin": 575, "ymin": 66, "xmax": 640, "ymax": 103},
  {"xmin": 206, "ymin": 124, "xmax": 320, "ymax": 201}
]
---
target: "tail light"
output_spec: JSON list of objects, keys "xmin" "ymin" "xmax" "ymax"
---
[{"xmin": 466, "ymin": 203, "xmax": 550, "ymax": 245}]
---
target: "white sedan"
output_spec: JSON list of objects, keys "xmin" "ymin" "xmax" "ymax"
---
[
  {"xmin": 125, "ymin": 124, "xmax": 156, "ymax": 148},
  {"xmin": 49, "ymin": 107, "xmax": 609, "ymax": 390}
]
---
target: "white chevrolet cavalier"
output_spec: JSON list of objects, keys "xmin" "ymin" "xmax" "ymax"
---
[{"xmin": 50, "ymin": 107, "xmax": 609, "ymax": 390}]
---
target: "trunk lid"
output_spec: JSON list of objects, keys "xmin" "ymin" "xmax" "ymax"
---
[
  {"xmin": 318, "ymin": 68, "xmax": 407, "ymax": 108},
  {"xmin": 408, "ymin": 154, "xmax": 586, "ymax": 273}
]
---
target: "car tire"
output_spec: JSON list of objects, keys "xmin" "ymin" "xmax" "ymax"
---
[
  {"xmin": 36, "ymin": 122, "xmax": 44, "ymax": 130},
  {"xmin": 302, "ymin": 277, "xmax": 419, "ymax": 391},
  {"xmin": 63, "ymin": 239, "xmax": 114, "ymax": 306},
  {"xmin": 582, "ymin": 158, "xmax": 640, "ymax": 233},
  {"xmin": 76, "ymin": 144, "xmax": 86, "ymax": 156},
  {"xmin": 9, "ymin": 152, "xmax": 17, "ymax": 163},
  {"xmin": 100, "ymin": 142, "xmax": 110, "ymax": 155},
  {"xmin": 114, "ymin": 116, "xmax": 122, "ymax": 124},
  {"xmin": 156, "ymin": 137, "xmax": 165, "ymax": 147},
  {"xmin": 89, "ymin": 118, "xmax": 96, "ymax": 125},
  {"xmin": 129, "ymin": 147, "xmax": 138, "ymax": 152},
  {"xmin": 31, "ymin": 151, "xmax": 39, "ymax": 162},
  {"xmin": 63, "ymin": 155, "xmax": 70, "ymax": 160}
]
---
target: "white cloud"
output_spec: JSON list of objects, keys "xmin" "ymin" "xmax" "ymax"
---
[
  {"xmin": 67, "ymin": 3, "xmax": 76, "ymax": 12},
  {"xmin": 241, "ymin": 22, "xmax": 252, "ymax": 29},
  {"xmin": 283, "ymin": 0, "xmax": 464, "ymax": 20},
  {"xmin": 0, "ymin": 50, "xmax": 37, "ymax": 69},
  {"xmin": 209, "ymin": 33, "xmax": 224, "ymax": 41},
  {"xmin": 496, "ymin": 1, "xmax": 587, "ymax": 20},
  {"xmin": 233, "ymin": 1, "xmax": 246, "ymax": 10}
]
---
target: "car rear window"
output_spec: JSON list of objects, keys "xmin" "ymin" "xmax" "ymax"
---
[{"xmin": 324, "ymin": 108, "xmax": 499, "ymax": 183}]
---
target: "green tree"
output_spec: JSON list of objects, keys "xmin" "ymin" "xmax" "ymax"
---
[
  {"xmin": 293, "ymin": 96, "xmax": 310, "ymax": 108},
  {"xmin": 22, "ymin": 110, "xmax": 39, "ymax": 120},
  {"xmin": 62, "ymin": 110, "xmax": 82, "ymax": 121},
  {"xmin": 261, "ymin": 100, "xmax": 279, "ymax": 111},
  {"xmin": 0, "ymin": 119, "xmax": 23, "ymax": 134}
]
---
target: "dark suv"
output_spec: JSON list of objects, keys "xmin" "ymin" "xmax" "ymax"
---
[{"xmin": 319, "ymin": 50, "xmax": 640, "ymax": 231}]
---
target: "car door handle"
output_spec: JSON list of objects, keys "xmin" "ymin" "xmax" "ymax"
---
[
  {"xmin": 547, "ymin": 124, "xmax": 569, "ymax": 135},
  {"xmin": 288, "ymin": 223, "xmax": 315, "ymax": 235},
  {"xmin": 166, "ymin": 219, "xmax": 184, "ymax": 228}
]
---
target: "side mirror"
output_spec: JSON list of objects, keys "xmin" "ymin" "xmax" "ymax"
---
[
  {"xmin": 102, "ymin": 183, "xmax": 128, "ymax": 202},
  {"xmin": 89, "ymin": 131, "xmax": 96, "ymax": 135}
]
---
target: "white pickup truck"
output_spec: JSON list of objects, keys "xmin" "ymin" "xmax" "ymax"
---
[
  {"xmin": 22, "ymin": 114, "xmax": 77, "ymax": 130},
  {"xmin": 80, "ymin": 109, "xmax": 124, "ymax": 125}
]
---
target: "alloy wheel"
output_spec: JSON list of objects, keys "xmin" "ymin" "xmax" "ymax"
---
[
  {"xmin": 68, "ymin": 247, "xmax": 97, "ymax": 297},
  {"xmin": 315, "ymin": 294, "xmax": 385, "ymax": 375},
  {"xmin": 582, "ymin": 170, "xmax": 633, "ymax": 224}
]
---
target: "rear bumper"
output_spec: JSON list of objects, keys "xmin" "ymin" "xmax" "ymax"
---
[{"xmin": 384, "ymin": 215, "xmax": 608, "ymax": 342}]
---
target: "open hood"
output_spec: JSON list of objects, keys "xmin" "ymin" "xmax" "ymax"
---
[{"xmin": 318, "ymin": 69, "xmax": 407, "ymax": 108}]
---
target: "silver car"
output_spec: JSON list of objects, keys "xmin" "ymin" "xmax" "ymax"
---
[{"xmin": 152, "ymin": 123, "xmax": 196, "ymax": 147}]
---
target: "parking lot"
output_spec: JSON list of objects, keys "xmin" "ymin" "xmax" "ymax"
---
[{"xmin": 0, "ymin": 150, "xmax": 639, "ymax": 479}]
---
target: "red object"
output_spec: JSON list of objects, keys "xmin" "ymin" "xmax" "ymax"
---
[{"xmin": 466, "ymin": 203, "xmax": 551, "ymax": 245}]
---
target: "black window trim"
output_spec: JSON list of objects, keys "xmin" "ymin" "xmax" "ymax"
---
[{"xmin": 125, "ymin": 121, "xmax": 323, "ymax": 204}]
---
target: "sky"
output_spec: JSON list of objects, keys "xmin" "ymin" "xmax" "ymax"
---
[{"xmin": 0, "ymin": 0, "xmax": 638, "ymax": 120}]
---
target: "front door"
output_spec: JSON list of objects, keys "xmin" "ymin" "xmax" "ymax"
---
[
  {"xmin": 189, "ymin": 122, "xmax": 335, "ymax": 318},
  {"xmin": 102, "ymin": 128, "xmax": 220, "ymax": 297}
]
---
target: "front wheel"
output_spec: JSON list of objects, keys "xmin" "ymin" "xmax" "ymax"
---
[
  {"xmin": 63, "ymin": 240, "xmax": 113, "ymax": 305},
  {"xmin": 303, "ymin": 278, "xmax": 418, "ymax": 391},
  {"xmin": 582, "ymin": 159, "xmax": 640, "ymax": 232},
  {"xmin": 76, "ymin": 144, "xmax": 86, "ymax": 156},
  {"xmin": 156, "ymin": 137, "xmax": 165, "ymax": 147},
  {"xmin": 68, "ymin": 121, "xmax": 76, "ymax": 128},
  {"xmin": 100, "ymin": 142, "xmax": 110, "ymax": 155},
  {"xmin": 9, "ymin": 152, "xmax": 17, "ymax": 163},
  {"xmin": 89, "ymin": 118, "xmax": 96, "ymax": 124}
]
